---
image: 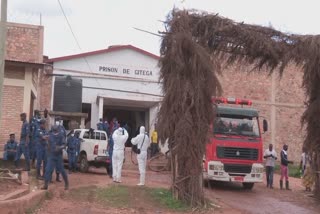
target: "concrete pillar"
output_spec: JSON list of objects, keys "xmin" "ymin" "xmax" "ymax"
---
[
  {"xmin": 270, "ymin": 72, "xmax": 277, "ymax": 147},
  {"xmin": 80, "ymin": 117, "xmax": 85, "ymax": 129},
  {"xmin": 98, "ymin": 97, "xmax": 104, "ymax": 120},
  {"xmin": 91, "ymin": 102, "xmax": 99, "ymax": 129}
]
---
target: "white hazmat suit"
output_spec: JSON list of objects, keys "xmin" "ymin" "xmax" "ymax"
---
[
  {"xmin": 112, "ymin": 127, "xmax": 128, "ymax": 183},
  {"xmin": 131, "ymin": 126, "xmax": 150, "ymax": 186}
]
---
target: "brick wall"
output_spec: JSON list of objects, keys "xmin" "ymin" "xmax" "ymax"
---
[
  {"xmin": 39, "ymin": 66, "xmax": 53, "ymax": 111},
  {"xmin": 0, "ymin": 85, "xmax": 24, "ymax": 151},
  {"xmin": 218, "ymin": 62, "xmax": 305, "ymax": 162},
  {"xmin": 5, "ymin": 22, "xmax": 44, "ymax": 63}
]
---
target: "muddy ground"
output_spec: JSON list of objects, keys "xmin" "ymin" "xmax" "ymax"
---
[{"xmin": 25, "ymin": 167, "xmax": 319, "ymax": 214}]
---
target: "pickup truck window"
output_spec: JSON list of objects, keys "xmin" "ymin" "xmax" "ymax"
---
[
  {"xmin": 101, "ymin": 133, "xmax": 107, "ymax": 140},
  {"xmin": 83, "ymin": 131, "xmax": 94, "ymax": 139},
  {"xmin": 95, "ymin": 132, "xmax": 101, "ymax": 140}
]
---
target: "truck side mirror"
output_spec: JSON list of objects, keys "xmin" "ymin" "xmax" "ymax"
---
[{"xmin": 263, "ymin": 119, "xmax": 268, "ymax": 133}]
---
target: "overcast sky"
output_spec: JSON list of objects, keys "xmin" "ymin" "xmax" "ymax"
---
[{"xmin": 7, "ymin": 0, "xmax": 320, "ymax": 58}]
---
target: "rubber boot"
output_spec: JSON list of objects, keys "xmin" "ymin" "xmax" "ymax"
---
[
  {"xmin": 41, "ymin": 181, "xmax": 48, "ymax": 190},
  {"xmin": 56, "ymin": 172, "xmax": 62, "ymax": 182},
  {"xmin": 62, "ymin": 172, "xmax": 69, "ymax": 190},
  {"xmin": 286, "ymin": 181, "xmax": 291, "ymax": 190},
  {"xmin": 280, "ymin": 180, "xmax": 283, "ymax": 190}
]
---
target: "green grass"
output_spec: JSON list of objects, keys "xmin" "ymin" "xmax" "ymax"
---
[
  {"xmin": 148, "ymin": 188, "xmax": 189, "ymax": 211},
  {"xmin": 96, "ymin": 185, "xmax": 130, "ymax": 208},
  {"xmin": 274, "ymin": 164, "xmax": 302, "ymax": 178},
  {"xmin": 66, "ymin": 185, "xmax": 190, "ymax": 212}
]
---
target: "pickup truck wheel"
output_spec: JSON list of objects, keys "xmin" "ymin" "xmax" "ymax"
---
[
  {"xmin": 79, "ymin": 154, "xmax": 89, "ymax": 173},
  {"xmin": 243, "ymin": 183, "xmax": 254, "ymax": 190}
]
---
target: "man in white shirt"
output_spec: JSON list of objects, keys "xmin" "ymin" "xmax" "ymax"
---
[
  {"xmin": 112, "ymin": 127, "xmax": 129, "ymax": 183},
  {"xmin": 264, "ymin": 144, "xmax": 277, "ymax": 189}
]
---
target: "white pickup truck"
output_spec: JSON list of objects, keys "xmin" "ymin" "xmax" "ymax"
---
[{"xmin": 63, "ymin": 129, "xmax": 109, "ymax": 173}]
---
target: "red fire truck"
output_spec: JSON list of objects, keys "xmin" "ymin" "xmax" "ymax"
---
[{"xmin": 203, "ymin": 97, "xmax": 268, "ymax": 190}]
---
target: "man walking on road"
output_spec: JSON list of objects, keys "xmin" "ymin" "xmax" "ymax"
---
[
  {"xmin": 264, "ymin": 144, "xmax": 277, "ymax": 188},
  {"xmin": 280, "ymin": 144, "xmax": 293, "ymax": 190},
  {"xmin": 42, "ymin": 125, "xmax": 69, "ymax": 190}
]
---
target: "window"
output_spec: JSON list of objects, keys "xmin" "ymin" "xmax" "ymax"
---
[
  {"xmin": 95, "ymin": 132, "xmax": 101, "ymax": 140},
  {"xmin": 101, "ymin": 133, "xmax": 107, "ymax": 140},
  {"xmin": 83, "ymin": 131, "xmax": 90, "ymax": 139},
  {"xmin": 213, "ymin": 115, "xmax": 260, "ymax": 137}
]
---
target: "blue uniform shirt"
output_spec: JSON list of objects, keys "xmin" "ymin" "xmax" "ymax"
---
[
  {"xmin": 67, "ymin": 137, "xmax": 80, "ymax": 154},
  {"xmin": 35, "ymin": 127, "xmax": 48, "ymax": 149},
  {"xmin": 5, "ymin": 140, "xmax": 18, "ymax": 152},
  {"xmin": 47, "ymin": 132, "xmax": 64, "ymax": 157},
  {"xmin": 31, "ymin": 117, "xmax": 41, "ymax": 138},
  {"xmin": 97, "ymin": 122, "xmax": 104, "ymax": 131},
  {"xmin": 20, "ymin": 121, "xmax": 30, "ymax": 143}
]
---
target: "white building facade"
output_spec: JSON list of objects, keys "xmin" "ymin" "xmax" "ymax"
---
[{"xmin": 47, "ymin": 45, "xmax": 162, "ymax": 134}]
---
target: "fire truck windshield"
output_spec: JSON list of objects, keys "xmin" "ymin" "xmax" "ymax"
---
[{"xmin": 213, "ymin": 115, "xmax": 260, "ymax": 137}]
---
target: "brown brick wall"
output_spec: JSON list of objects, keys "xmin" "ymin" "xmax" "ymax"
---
[
  {"xmin": 5, "ymin": 23, "xmax": 44, "ymax": 63},
  {"xmin": 39, "ymin": 66, "xmax": 53, "ymax": 111},
  {"xmin": 0, "ymin": 86, "xmax": 24, "ymax": 151},
  {"xmin": 4, "ymin": 65, "xmax": 25, "ymax": 79},
  {"xmin": 218, "ymin": 62, "xmax": 305, "ymax": 162}
]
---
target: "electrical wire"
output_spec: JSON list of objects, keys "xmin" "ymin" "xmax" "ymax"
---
[{"xmin": 57, "ymin": 0, "xmax": 103, "ymax": 88}]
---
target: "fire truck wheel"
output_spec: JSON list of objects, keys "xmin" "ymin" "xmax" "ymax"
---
[{"xmin": 243, "ymin": 182, "xmax": 254, "ymax": 190}]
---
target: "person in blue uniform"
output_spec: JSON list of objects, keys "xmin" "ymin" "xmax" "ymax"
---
[
  {"xmin": 3, "ymin": 134, "xmax": 18, "ymax": 162},
  {"xmin": 30, "ymin": 110, "xmax": 41, "ymax": 168},
  {"xmin": 35, "ymin": 119, "xmax": 48, "ymax": 180},
  {"xmin": 54, "ymin": 116, "xmax": 67, "ymax": 181},
  {"xmin": 97, "ymin": 118, "xmax": 104, "ymax": 131},
  {"xmin": 42, "ymin": 125, "xmax": 69, "ymax": 190},
  {"xmin": 75, "ymin": 132, "xmax": 81, "ymax": 172},
  {"xmin": 103, "ymin": 119, "xmax": 110, "ymax": 136},
  {"xmin": 15, "ymin": 113, "xmax": 31, "ymax": 171},
  {"xmin": 67, "ymin": 131, "xmax": 80, "ymax": 173}
]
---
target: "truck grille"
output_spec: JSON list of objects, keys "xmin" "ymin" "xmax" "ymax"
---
[
  {"xmin": 224, "ymin": 164, "xmax": 252, "ymax": 174},
  {"xmin": 217, "ymin": 146, "xmax": 258, "ymax": 160}
]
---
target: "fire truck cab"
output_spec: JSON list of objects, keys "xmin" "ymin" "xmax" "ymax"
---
[{"xmin": 204, "ymin": 97, "xmax": 268, "ymax": 190}]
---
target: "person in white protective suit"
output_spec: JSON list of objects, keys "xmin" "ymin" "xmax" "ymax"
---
[
  {"xmin": 112, "ymin": 127, "xmax": 128, "ymax": 183},
  {"xmin": 131, "ymin": 126, "xmax": 150, "ymax": 186}
]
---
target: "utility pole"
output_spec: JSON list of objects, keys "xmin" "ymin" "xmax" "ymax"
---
[{"xmin": 0, "ymin": 0, "xmax": 7, "ymax": 121}]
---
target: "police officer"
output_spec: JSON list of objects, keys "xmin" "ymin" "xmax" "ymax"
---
[
  {"xmin": 15, "ymin": 113, "xmax": 31, "ymax": 171},
  {"xmin": 42, "ymin": 125, "xmax": 69, "ymax": 190},
  {"xmin": 3, "ymin": 134, "xmax": 18, "ymax": 162},
  {"xmin": 97, "ymin": 118, "xmax": 104, "ymax": 131},
  {"xmin": 67, "ymin": 131, "xmax": 80, "ymax": 173},
  {"xmin": 30, "ymin": 110, "xmax": 41, "ymax": 168},
  {"xmin": 35, "ymin": 119, "xmax": 48, "ymax": 180},
  {"xmin": 54, "ymin": 116, "xmax": 67, "ymax": 181}
]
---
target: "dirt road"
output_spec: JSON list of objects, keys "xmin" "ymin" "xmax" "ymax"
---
[
  {"xmin": 31, "ymin": 167, "xmax": 320, "ymax": 214},
  {"xmin": 206, "ymin": 174, "xmax": 320, "ymax": 214}
]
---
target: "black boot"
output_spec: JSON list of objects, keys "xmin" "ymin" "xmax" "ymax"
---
[
  {"xmin": 280, "ymin": 180, "xmax": 283, "ymax": 190},
  {"xmin": 62, "ymin": 172, "xmax": 69, "ymax": 190},
  {"xmin": 56, "ymin": 172, "xmax": 62, "ymax": 182},
  {"xmin": 41, "ymin": 181, "xmax": 48, "ymax": 190},
  {"xmin": 286, "ymin": 181, "xmax": 291, "ymax": 190}
]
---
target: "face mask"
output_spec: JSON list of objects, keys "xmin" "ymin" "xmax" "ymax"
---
[{"xmin": 55, "ymin": 121, "xmax": 60, "ymax": 126}]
